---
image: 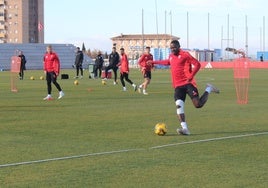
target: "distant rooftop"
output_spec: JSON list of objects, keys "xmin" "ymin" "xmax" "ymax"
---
[{"xmin": 111, "ymin": 34, "xmax": 180, "ymax": 40}]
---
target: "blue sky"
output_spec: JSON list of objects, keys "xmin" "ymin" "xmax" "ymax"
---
[{"xmin": 44, "ymin": 0, "xmax": 267, "ymax": 55}]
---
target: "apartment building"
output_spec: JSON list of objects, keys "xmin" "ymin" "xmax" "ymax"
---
[{"xmin": 0, "ymin": 0, "xmax": 44, "ymax": 43}]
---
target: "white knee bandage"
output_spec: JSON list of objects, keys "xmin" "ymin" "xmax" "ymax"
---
[{"xmin": 175, "ymin": 99, "xmax": 184, "ymax": 114}]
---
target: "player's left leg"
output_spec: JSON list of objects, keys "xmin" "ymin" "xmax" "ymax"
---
[
  {"xmin": 51, "ymin": 72, "xmax": 64, "ymax": 99},
  {"xmin": 21, "ymin": 69, "xmax": 24, "ymax": 80},
  {"xmin": 124, "ymin": 73, "xmax": 137, "ymax": 91},
  {"xmin": 142, "ymin": 71, "xmax": 151, "ymax": 95},
  {"xmin": 80, "ymin": 65, "xmax": 83, "ymax": 78},
  {"xmin": 19, "ymin": 66, "xmax": 23, "ymax": 80},
  {"xmin": 139, "ymin": 71, "xmax": 150, "ymax": 94},
  {"xmin": 93, "ymin": 66, "xmax": 97, "ymax": 78},
  {"xmin": 75, "ymin": 65, "xmax": 79, "ymax": 78},
  {"xmin": 98, "ymin": 67, "xmax": 102, "ymax": 78},
  {"xmin": 112, "ymin": 67, "xmax": 118, "ymax": 84},
  {"xmin": 139, "ymin": 78, "xmax": 150, "ymax": 95},
  {"xmin": 188, "ymin": 83, "xmax": 219, "ymax": 108}
]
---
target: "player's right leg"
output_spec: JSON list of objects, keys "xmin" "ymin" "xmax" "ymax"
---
[
  {"xmin": 104, "ymin": 66, "xmax": 110, "ymax": 79},
  {"xmin": 113, "ymin": 67, "xmax": 118, "ymax": 84},
  {"xmin": 74, "ymin": 66, "xmax": 79, "ymax": 78},
  {"xmin": 43, "ymin": 72, "xmax": 53, "ymax": 100},
  {"xmin": 174, "ymin": 86, "xmax": 190, "ymax": 135},
  {"xmin": 120, "ymin": 73, "xmax": 126, "ymax": 91},
  {"xmin": 175, "ymin": 99, "xmax": 190, "ymax": 135}
]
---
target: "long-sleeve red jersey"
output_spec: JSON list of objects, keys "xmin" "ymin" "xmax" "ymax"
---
[
  {"xmin": 118, "ymin": 53, "xmax": 129, "ymax": 73},
  {"xmin": 43, "ymin": 52, "xmax": 60, "ymax": 75},
  {"xmin": 138, "ymin": 53, "xmax": 154, "ymax": 71},
  {"xmin": 153, "ymin": 50, "xmax": 201, "ymax": 88}
]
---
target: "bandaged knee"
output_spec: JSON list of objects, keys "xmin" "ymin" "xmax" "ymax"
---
[{"xmin": 175, "ymin": 99, "xmax": 184, "ymax": 114}]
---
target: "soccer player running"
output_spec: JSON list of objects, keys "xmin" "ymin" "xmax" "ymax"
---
[
  {"xmin": 43, "ymin": 45, "xmax": 64, "ymax": 100},
  {"xmin": 138, "ymin": 46, "xmax": 154, "ymax": 95},
  {"xmin": 118, "ymin": 48, "xmax": 137, "ymax": 92},
  {"xmin": 148, "ymin": 40, "xmax": 219, "ymax": 135}
]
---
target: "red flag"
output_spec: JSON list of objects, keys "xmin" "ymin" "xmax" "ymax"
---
[{"xmin": 38, "ymin": 22, "xmax": 43, "ymax": 32}]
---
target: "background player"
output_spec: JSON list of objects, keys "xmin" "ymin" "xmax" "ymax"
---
[
  {"xmin": 73, "ymin": 47, "xmax": 84, "ymax": 79},
  {"xmin": 118, "ymin": 48, "xmax": 137, "ymax": 92},
  {"xmin": 138, "ymin": 46, "xmax": 154, "ymax": 95},
  {"xmin": 104, "ymin": 47, "xmax": 120, "ymax": 84}
]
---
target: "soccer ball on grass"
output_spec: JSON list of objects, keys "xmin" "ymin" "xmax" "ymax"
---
[
  {"xmin": 102, "ymin": 80, "xmax": 106, "ymax": 85},
  {"xmin": 154, "ymin": 123, "xmax": 167, "ymax": 136},
  {"xmin": 74, "ymin": 80, "xmax": 79, "ymax": 85}
]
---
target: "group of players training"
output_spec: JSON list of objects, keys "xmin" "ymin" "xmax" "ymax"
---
[{"xmin": 43, "ymin": 40, "xmax": 219, "ymax": 135}]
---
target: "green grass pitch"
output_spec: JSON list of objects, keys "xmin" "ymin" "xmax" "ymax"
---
[{"xmin": 0, "ymin": 68, "xmax": 267, "ymax": 187}]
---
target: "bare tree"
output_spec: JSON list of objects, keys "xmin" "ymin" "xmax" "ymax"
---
[{"xmin": 91, "ymin": 49, "xmax": 103, "ymax": 59}]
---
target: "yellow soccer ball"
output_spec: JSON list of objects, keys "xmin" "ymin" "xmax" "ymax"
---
[
  {"xmin": 102, "ymin": 80, "xmax": 106, "ymax": 85},
  {"xmin": 40, "ymin": 76, "xmax": 44, "ymax": 80},
  {"xmin": 30, "ymin": 76, "xmax": 35, "ymax": 80},
  {"xmin": 154, "ymin": 123, "xmax": 167, "ymax": 136},
  {"xmin": 74, "ymin": 80, "xmax": 79, "ymax": 85}
]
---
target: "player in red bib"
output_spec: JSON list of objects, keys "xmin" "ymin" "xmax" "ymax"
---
[
  {"xmin": 149, "ymin": 40, "xmax": 219, "ymax": 135},
  {"xmin": 118, "ymin": 48, "xmax": 137, "ymax": 92},
  {"xmin": 138, "ymin": 46, "xmax": 154, "ymax": 95}
]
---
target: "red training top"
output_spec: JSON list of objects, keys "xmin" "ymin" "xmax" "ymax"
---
[
  {"xmin": 138, "ymin": 53, "xmax": 154, "ymax": 72},
  {"xmin": 43, "ymin": 52, "xmax": 60, "ymax": 75},
  {"xmin": 153, "ymin": 50, "xmax": 201, "ymax": 88},
  {"xmin": 118, "ymin": 53, "xmax": 129, "ymax": 73}
]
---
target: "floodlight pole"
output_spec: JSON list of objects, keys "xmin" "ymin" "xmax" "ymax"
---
[
  {"xmin": 142, "ymin": 9, "xmax": 144, "ymax": 52},
  {"xmin": 208, "ymin": 13, "xmax": 210, "ymax": 49},
  {"xmin": 170, "ymin": 11, "xmax": 173, "ymax": 41},
  {"xmin": 245, "ymin": 15, "xmax": 248, "ymax": 57},
  {"xmin": 263, "ymin": 16, "xmax": 266, "ymax": 52},
  {"xmin": 187, "ymin": 12, "xmax": 189, "ymax": 49},
  {"xmin": 155, "ymin": 0, "xmax": 159, "ymax": 49}
]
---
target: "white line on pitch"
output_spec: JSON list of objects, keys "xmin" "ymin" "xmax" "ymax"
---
[
  {"xmin": 0, "ymin": 132, "xmax": 267, "ymax": 168},
  {"xmin": 0, "ymin": 148, "xmax": 144, "ymax": 168},
  {"xmin": 150, "ymin": 132, "xmax": 268, "ymax": 149}
]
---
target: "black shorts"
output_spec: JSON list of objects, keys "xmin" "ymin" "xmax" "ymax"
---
[
  {"xmin": 143, "ymin": 71, "xmax": 151, "ymax": 79},
  {"xmin": 46, "ymin": 72, "xmax": 57, "ymax": 82},
  {"xmin": 174, "ymin": 83, "xmax": 199, "ymax": 102}
]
